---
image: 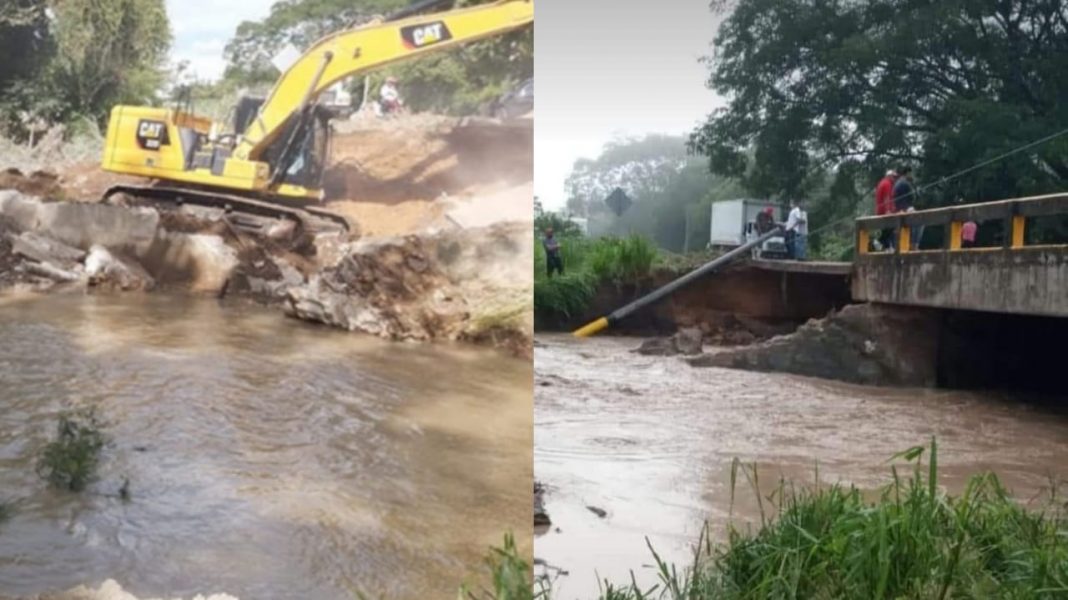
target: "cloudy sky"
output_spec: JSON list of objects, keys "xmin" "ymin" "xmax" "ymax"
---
[
  {"xmin": 534, "ymin": 0, "xmax": 727, "ymax": 209},
  {"xmin": 165, "ymin": 0, "xmax": 274, "ymax": 81}
]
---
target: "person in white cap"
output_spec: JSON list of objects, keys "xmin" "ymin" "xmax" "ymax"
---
[{"xmin": 379, "ymin": 76, "xmax": 403, "ymax": 114}]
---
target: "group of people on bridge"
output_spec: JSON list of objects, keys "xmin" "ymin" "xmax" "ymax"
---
[{"xmin": 874, "ymin": 168, "xmax": 979, "ymax": 250}]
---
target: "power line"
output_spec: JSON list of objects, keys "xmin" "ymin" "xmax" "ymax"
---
[{"xmin": 808, "ymin": 124, "xmax": 1068, "ymax": 238}]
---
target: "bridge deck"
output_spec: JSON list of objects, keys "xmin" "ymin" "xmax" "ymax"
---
[{"xmin": 747, "ymin": 258, "xmax": 853, "ymax": 276}]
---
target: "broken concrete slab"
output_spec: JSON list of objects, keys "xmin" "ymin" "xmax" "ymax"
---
[
  {"xmin": 36, "ymin": 202, "xmax": 159, "ymax": 250},
  {"xmin": 85, "ymin": 245, "xmax": 154, "ymax": 291},
  {"xmin": 0, "ymin": 191, "xmax": 159, "ymax": 251},
  {"xmin": 10, "ymin": 231, "xmax": 86, "ymax": 267}
]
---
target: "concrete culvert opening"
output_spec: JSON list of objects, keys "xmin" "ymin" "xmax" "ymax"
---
[{"xmin": 937, "ymin": 309, "xmax": 1068, "ymax": 395}]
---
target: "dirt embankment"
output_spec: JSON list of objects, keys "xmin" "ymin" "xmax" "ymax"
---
[{"xmin": 0, "ymin": 115, "xmax": 533, "ymax": 357}]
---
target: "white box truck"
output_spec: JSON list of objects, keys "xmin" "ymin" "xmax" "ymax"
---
[{"xmin": 709, "ymin": 199, "xmax": 789, "ymax": 259}]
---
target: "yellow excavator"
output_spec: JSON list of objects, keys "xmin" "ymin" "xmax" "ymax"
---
[{"xmin": 100, "ymin": 0, "xmax": 533, "ymax": 234}]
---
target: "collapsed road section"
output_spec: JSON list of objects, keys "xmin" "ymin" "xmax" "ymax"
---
[{"xmin": 0, "ymin": 115, "xmax": 533, "ymax": 357}]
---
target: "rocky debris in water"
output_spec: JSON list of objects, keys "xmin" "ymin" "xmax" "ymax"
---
[
  {"xmin": 10, "ymin": 230, "xmax": 87, "ymax": 283},
  {"xmin": 634, "ymin": 326, "xmax": 705, "ymax": 356},
  {"xmin": 284, "ymin": 235, "xmax": 467, "ymax": 341},
  {"xmin": 687, "ymin": 303, "xmax": 940, "ymax": 387},
  {"xmin": 227, "ymin": 252, "xmax": 305, "ymax": 302},
  {"xmin": 11, "ymin": 231, "xmax": 86, "ymax": 266},
  {"xmin": 285, "ymin": 223, "xmax": 532, "ymax": 356},
  {"xmin": 534, "ymin": 482, "xmax": 551, "ymax": 527},
  {"xmin": 23, "ymin": 579, "xmax": 239, "ymax": 600},
  {"xmin": 85, "ymin": 245, "xmax": 154, "ymax": 291}
]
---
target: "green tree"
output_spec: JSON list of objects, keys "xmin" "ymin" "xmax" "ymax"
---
[
  {"xmin": 0, "ymin": 1, "xmax": 51, "ymax": 92},
  {"xmin": 46, "ymin": 0, "xmax": 171, "ymax": 126},
  {"xmin": 0, "ymin": 1, "xmax": 54, "ymax": 133},
  {"xmin": 690, "ymin": 0, "xmax": 1068, "ymax": 210}
]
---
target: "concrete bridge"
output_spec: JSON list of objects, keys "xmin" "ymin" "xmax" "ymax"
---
[{"xmin": 850, "ymin": 194, "xmax": 1068, "ymax": 318}]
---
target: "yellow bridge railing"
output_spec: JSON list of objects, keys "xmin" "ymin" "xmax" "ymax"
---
[{"xmin": 855, "ymin": 192, "xmax": 1068, "ymax": 255}]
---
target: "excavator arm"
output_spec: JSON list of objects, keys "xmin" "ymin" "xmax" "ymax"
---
[{"xmin": 237, "ymin": 0, "xmax": 533, "ymax": 162}]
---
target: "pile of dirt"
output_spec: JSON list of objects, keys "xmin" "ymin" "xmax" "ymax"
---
[
  {"xmin": 0, "ymin": 168, "xmax": 63, "ymax": 198},
  {"xmin": 325, "ymin": 115, "xmax": 532, "ymax": 236}
]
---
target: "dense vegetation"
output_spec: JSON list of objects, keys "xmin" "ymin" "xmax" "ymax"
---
[
  {"xmin": 534, "ymin": 201, "xmax": 659, "ymax": 322},
  {"xmin": 578, "ymin": 441, "xmax": 1068, "ymax": 599},
  {"xmin": 688, "ymin": 0, "xmax": 1068, "ymax": 244},
  {"xmin": 0, "ymin": 0, "xmax": 170, "ymax": 139}
]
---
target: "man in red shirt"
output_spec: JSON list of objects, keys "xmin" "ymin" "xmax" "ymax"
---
[{"xmin": 874, "ymin": 170, "xmax": 898, "ymax": 250}]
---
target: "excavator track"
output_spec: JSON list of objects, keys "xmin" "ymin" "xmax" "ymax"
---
[{"xmin": 102, "ymin": 184, "xmax": 353, "ymax": 235}]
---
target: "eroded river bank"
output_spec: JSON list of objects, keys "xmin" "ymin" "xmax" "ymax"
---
[
  {"xmin": 0, "ymin": 294, "xmax": 532, "ymax": 599},
  {"xmin": 534, "ymin": 333, "xmax": 1068, "ymax": 598}
]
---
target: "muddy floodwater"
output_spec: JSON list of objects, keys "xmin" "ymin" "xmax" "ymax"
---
[
  {"xmin": 0, "ymin": 293, "xmax": 532, "ymax": 600},
  {"xmin": 534, "ymin": 334, "xmax": 1068, "ymax": 598}
]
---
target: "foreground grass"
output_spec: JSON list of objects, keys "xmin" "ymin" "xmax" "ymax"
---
[
  {"xmin": 460, "ymin": 532, "xmax": 547, "ymax": 600},
  {"xmin": 588, "ymin": 440, "xmax": 1068, "ymax": 599},
  {"xmin": 534, "ymin": 234, "xmax": 658, "ymax": 320}
]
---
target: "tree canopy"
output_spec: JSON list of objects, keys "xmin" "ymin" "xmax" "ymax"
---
[
  {"xmin": 0, "ymin": 0, "xmax": 171, "ymax": 136},
  {"xmin": 690, "ymin": 0, "xmax": 1068, "ymax": 207}
]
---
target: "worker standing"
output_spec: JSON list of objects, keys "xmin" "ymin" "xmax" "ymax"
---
[
  {"xmin": 892, "ymin": 167, "xmax": 921, "ymax": 249},
  {"xmin": 543, "ymin": 228, "xmax": 564, "ymax": 277},
  {"xmin": 379, "ymin": 76, "xmax": 404, "ymax": 115},
  {"xmin": 785, "ymin": 200, "xmax": 808, "ymax": 260},
  {"xmin": 874, "ymin": 169, "xmax": 898, "ymax": 250}
]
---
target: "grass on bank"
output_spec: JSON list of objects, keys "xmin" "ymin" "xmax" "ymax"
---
[
  {"xmin": 534, "ymin": 234, "xmax": 658, "ymax": 320},
  {"xmin": 587, "ymin": 439, "xmax": 1068, "ymax": 600}
]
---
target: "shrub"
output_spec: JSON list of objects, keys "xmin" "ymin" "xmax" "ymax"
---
[{"xmin": 36, "ymin": 409, "xmax": 107, "ymax": 492}]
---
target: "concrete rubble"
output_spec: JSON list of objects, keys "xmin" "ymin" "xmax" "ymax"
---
[
  {"xmin": 0, "ymin": 189, "xmax": 532, "ymax": 357},
  {"xmin": 633, "ymin": 326, "xmax": 705, "ymax": 356}
]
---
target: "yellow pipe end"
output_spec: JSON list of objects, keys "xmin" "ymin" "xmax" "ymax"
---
[{"xmin": 573, "ymin": 317, "xmax": 609, "ymax": 338}]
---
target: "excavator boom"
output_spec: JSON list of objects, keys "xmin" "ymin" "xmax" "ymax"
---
[{"xmin": 239, "ymin": 0, "xmax": 533, "ymax": 162}]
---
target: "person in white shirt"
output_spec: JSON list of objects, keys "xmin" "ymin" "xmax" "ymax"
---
[
  {"xmin": 379, "ymin": 76, "xmax": 402, "ymax": 114},
  {"xmin": 785, "ymin": 199, "xmax": 808, "ymax": 260}
]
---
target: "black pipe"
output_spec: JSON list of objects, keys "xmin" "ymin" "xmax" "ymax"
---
[{"xmin": 573, "ymin": 227, "xmax": 785, "ymax": 337}]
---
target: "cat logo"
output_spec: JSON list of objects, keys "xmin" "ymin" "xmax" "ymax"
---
[
  {"xmin": 400, "ymin": 21, "xmax": 453, "ymax": 49},
  {"xmin": 136, "ymin": 119, "xmax": 170, "ymax": 150}
]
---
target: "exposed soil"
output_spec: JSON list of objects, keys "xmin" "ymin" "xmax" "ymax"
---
[
  {"xmin": 0, "ymin": 168, "xmax": 63, "ymax": 199},
  {"xmin": 325, "ymin": 116, "xmax": 532, "ymax": 236}
]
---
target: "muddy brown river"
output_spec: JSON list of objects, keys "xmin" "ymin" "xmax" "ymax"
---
[
  {"xmin": 0, "ymin": 293, "xmax": 532, "ymax": 600},
  {"xmin": 534, "ymin": 334, "xmax": 1068, "ymax": 598}
]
